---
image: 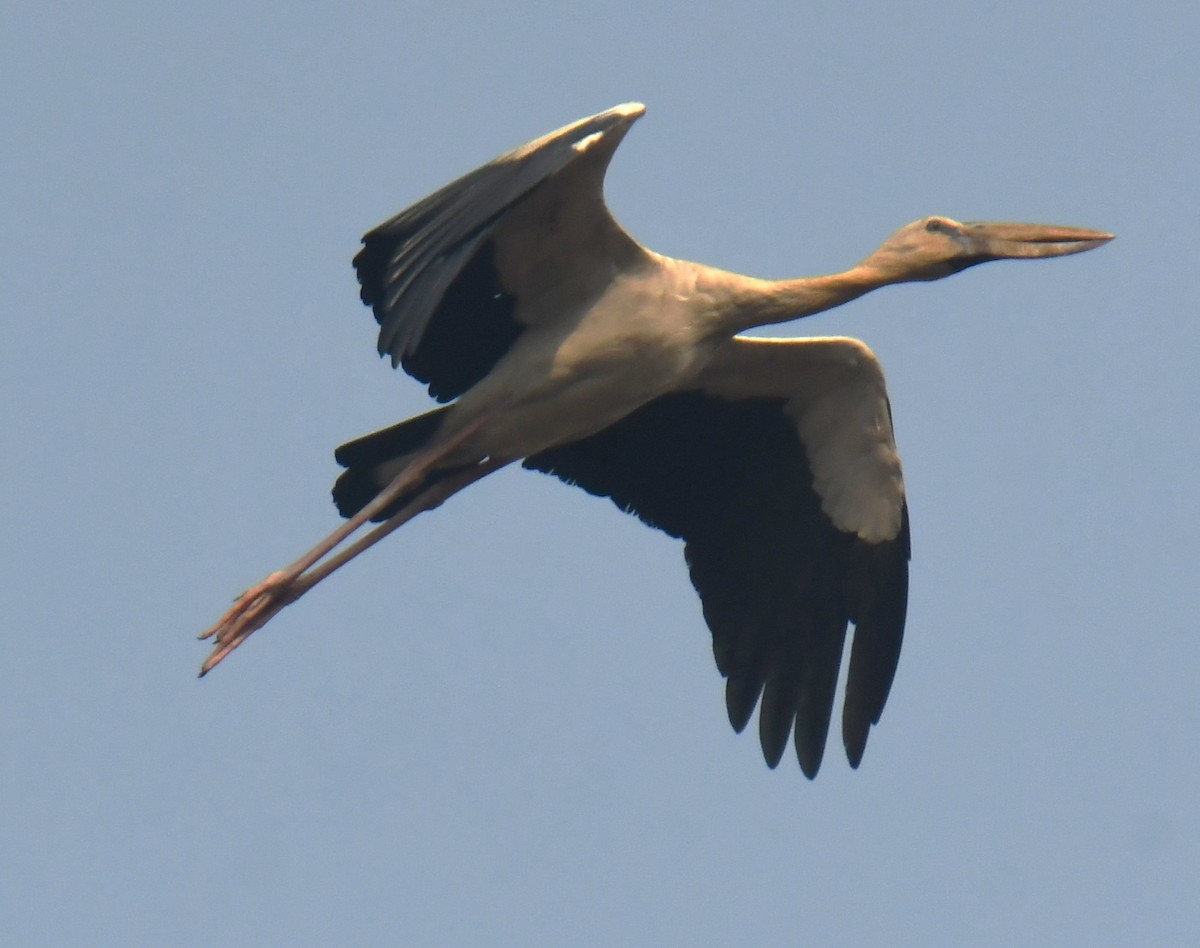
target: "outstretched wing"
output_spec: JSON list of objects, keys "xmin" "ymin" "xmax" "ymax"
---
[
  {"xmin": 354, "ymin": 103, "xmax": 648, "ymax": 402},
  {"xmin": 524, "ymin": 336, "xmax": 909, "ymax": 777}
]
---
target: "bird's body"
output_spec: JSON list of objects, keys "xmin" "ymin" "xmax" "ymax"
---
[
  {"xmin": 200, "ymin": 103, "xmax": 1111, "ymax": 777},
  {"xmin": 444, "ymin": 256, "xmax": 724, "ymax": 461}
]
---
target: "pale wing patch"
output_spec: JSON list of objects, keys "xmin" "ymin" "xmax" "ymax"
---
[
  {"xmin": 571, "ymin": 131, "xmax": 604, "ymax": 152},
  {"xmin": 699, "ymin": 336, "xmax": 905, "ymax": 543},
  {"xmin": 786, "ymin": 374, "xmax": 903, "ymax": 542}
]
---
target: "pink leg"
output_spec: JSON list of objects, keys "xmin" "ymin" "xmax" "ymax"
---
[
  {"xmin": 198, "ymin": 411, "xmax": 503, "ymax": 675},
  {"xmin": 198, "ymin": 458, "xmax": 510, "ymax": 675}
]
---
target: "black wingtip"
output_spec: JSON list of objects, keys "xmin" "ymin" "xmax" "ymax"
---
[
  {"xmin": 795, "ymin": 729, "xmax": 827, "ymax": 780},
  {"xmin": 759, "ymin": 715, "xmax": 792, "ymax": 771},
  {"xmin": 840, "ymin": 729, "xmax": 868, "ymax": 772},
  {"xmin": 725, "ymin": 677, "xmax": 763, "ymax": 734}
]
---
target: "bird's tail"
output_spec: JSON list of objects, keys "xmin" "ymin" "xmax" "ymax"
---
[{"xmin": 332, "ymin": 407, "xmax": 452, "ymax": 520}]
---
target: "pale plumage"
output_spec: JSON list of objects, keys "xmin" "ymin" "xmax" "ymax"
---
[{"xmin": 200, "ymin": 103, "xmax": 1111, "ymax": 777}]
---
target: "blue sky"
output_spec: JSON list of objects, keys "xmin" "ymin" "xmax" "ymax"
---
[{"xmin": 3, "ymin": 2, "xmax": 1198, "ymax": 944}]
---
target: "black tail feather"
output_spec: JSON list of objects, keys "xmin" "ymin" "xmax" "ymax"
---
[
  {"xmin": 332, "ymin": 407, "xmax": 451, "ymax": 520},
  {"xmin": 334, "ymin": 407, "xmax": 450, "ymax": 468}
]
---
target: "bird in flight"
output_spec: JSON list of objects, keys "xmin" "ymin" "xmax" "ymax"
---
[{"xmin": 199, "ymin": 103, "xmax": 1111, "ymax": 777}]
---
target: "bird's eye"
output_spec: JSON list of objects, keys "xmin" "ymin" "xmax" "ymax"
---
[{"xmin": 925, "ymin": 219, "xmax": 944, "ymax": 233}]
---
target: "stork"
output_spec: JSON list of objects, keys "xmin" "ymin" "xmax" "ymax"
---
[{"xmin": 199, "ymin": 103, "xmax": 1111, "ymax": 777}]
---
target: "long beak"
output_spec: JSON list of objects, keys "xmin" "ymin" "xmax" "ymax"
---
[{"xmin": 962, "ymin": 222, "xmax": 1114, "ymax": 259}]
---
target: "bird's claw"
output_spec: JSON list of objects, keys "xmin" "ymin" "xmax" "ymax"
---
[{"xmin": 197, "ymin": 572, "xmax": 294, "ymax": 676}]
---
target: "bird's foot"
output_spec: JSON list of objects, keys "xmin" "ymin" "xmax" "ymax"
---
[{"xmin": 197, "ymin": 571, "xmax": 302, "ymax": 676}]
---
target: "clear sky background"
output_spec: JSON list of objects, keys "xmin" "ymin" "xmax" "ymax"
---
[{"xmin": 3, "ymin": 2, "xmax": 1197, "ymax": 945}]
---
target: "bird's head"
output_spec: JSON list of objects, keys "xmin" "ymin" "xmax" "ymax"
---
[{"xmin": 862, "ymin": 216, "xmax": 1113, "ymax": 283}]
